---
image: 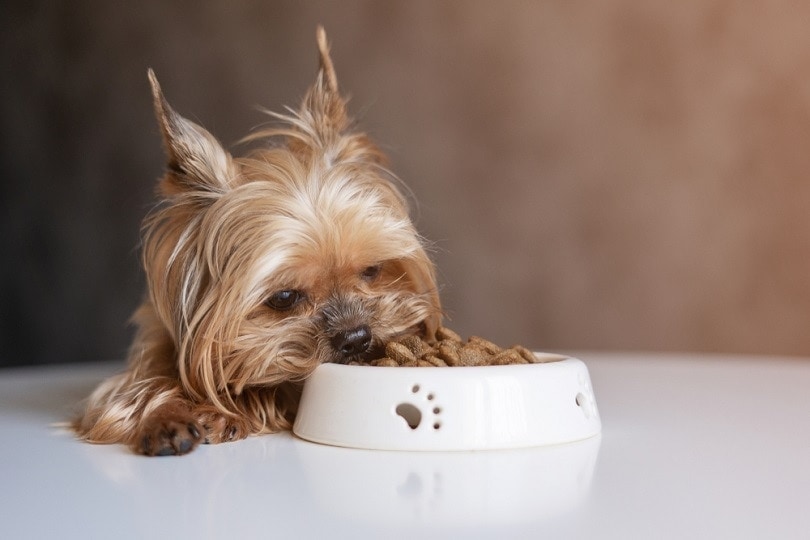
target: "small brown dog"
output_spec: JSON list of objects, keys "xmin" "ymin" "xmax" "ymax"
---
[{"xmin": 74, "ymin": 27, "xmax": 442, "ymax": 456}]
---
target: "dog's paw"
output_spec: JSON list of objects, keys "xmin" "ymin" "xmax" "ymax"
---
[
  {"xmin": 136, "ymin": 413, "xmax": 204, "ymax": 456},
  {"xmin": 196, "ymin": 408, "xmax": 251, "ymax": 444}
]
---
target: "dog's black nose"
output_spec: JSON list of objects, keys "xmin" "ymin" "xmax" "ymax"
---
[{"xmin": 331, "ymin": 325, "xmax": 373, "ymax": 358}]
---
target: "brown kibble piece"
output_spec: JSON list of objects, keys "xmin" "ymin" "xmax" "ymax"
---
[
  {"xmin": 386, "ymin": 341, "xmax": 417, "ymax": 364},
  {"xmin": 513, "ymin": 345, "xmax": 538, "ymax": 364},
  {"xmin": 437, "ymin": 341, "xmax": 461, "ymax": 366},
  {"xmin": 399, "ymin": 335, "xmax": 426, "ymax": 358},
  {"xmin": 436, "ymin": 326, "xmax": 463, "ymax": 343},
  {"xmin": 468, "ymin": 336, "xmax": 501, "ymax": 355},
  {"xmin": 492, "ymin": 349, "xmax": 524, "ymax": 365},
  {"xmin": 458, "ymin": 346, "xmax": 487, "ymax": 366},
  {"xmin": 423, "ymin": 355, "xmax": 446, "ymax": 367}
]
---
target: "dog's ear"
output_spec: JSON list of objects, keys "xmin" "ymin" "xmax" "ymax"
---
[
  {"xmin": 316, "ymin": 26, "xmax": 340, "ymax": 99},
  {"xmin": 148, "ymin": 69, "xmax": 236, "ymax": 196},
  {"xmin": 301, "ymin": 26, "xmax": 349, "ymax": 134}
]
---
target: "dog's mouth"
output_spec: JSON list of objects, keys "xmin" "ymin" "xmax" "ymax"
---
[{"xmin": 329, "ymin": 342, "xmax": 385, "ymax": 365}]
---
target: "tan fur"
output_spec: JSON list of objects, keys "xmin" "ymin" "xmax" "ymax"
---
[{"xmin": 73, "ymin": 27, "xmax": 442, "ymax": 455}]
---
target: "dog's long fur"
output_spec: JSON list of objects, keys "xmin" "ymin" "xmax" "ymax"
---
[{"xmin": 73, "ymin": 28, "xmax": 442, "ymax": 455}]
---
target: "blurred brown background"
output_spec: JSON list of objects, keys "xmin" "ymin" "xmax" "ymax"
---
[{"xmin": 3, "ymin": 1, "xmax": 810, "ymax": 366}]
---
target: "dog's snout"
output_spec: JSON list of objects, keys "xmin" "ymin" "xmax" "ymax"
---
[{"xmin": 331, "ymin": 325, "xmax": 372, "ymax": 357}]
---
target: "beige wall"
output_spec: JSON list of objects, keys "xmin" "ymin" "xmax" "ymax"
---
[{"xmin": 3, "ymin": 1, "xmax": 810, "ymax": 363}]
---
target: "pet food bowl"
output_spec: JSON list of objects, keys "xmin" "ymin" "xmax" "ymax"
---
[{"xmin": 293, "ymin": 353, "xmax": 601, "ymax": 451}]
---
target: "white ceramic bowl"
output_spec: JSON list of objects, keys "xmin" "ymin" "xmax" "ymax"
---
[{"xmin": 293, "ymin": 353, "xmax": 601, "ymax": 451}]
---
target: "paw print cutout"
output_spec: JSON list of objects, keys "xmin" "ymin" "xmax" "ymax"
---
[{"xmin": 395, "ymin": 384, "xmax": 442, "ymax": 431}]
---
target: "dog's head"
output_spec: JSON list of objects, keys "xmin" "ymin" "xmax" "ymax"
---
[{"xmin": 142, "ymin": 28, "xmax": 441, "ymax": 405}]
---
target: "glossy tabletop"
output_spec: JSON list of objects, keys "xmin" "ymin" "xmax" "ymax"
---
[{"xmin": 1, "ymin": 352, "xmax": 808, "ymax": 539}]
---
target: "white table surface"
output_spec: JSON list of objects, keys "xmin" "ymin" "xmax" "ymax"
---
[{"xmin": 1, "ymin": 352, "xmax": 808, "ymax": 539}]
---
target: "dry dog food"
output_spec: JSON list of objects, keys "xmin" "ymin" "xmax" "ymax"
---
[{"xmin": 352, "ymin": 327, "xmax": 552, "ymax": 367}]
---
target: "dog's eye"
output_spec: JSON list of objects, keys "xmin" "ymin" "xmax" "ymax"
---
[
  {"xmin": 265, "ymin": 290, "xmax": 304, "ymax": 311},
  {"xmin": 360, "ymin": 264, "xmax": 382, "ymax": 281}
]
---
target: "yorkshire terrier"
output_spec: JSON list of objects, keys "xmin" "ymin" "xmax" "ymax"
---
[{"xmin": 73, "ymin": 27, "xmax": 442, "ymax": 456}]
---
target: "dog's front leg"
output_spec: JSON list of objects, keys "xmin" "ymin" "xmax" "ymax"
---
[{"xmin": 74, "ymin": 369, "xmax": 207, "ymax": 456}]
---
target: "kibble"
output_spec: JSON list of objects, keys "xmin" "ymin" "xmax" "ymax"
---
[{"xmin": 348, "ymin": 327, "xmax": 557, "ymax": 367}]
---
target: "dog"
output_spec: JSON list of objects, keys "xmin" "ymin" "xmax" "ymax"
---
[{"xmin": 73, "ymin": 27, "xmax": 442, "ymax": 456}]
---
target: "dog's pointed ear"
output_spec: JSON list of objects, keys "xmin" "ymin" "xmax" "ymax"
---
[
  {"xmin": 316, "ymin": 26, "xmax": 340, "ymax": 97},
  {"xmin": 302, "ymin": 26, "xmax": 349, "ymax": 133},
  {"xmin": 148, "ymin": 69, "xmax": 236, "ymax": 196}
]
